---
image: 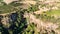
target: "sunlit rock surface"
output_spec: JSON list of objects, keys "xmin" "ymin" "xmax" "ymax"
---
[{"xmin": 3, "ymin": 0, "xmax": 18, "ymax": 4}]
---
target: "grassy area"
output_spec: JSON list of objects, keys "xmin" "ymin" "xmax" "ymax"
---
[
  {"xmin": 0, "ymin": 5, "xmax": 17, "ymax": 14},
  {"xmin": 42, "ymin": 10, "xmax": 60, "ymax": 16},
  {"xmin": 0, "ymin": 1, "xmax": 26, "ymax": 14}
]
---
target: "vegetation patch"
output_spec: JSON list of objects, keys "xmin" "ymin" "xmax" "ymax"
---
[
  {"xmin": 0, "ymin": 5, "xmax": 17, "ymax": 14},
  {"xmin": 0, "ymin": 1, "xmax": 22, "ymax": 14},
  {"xmin": 42, "ymin": 10, "xmax": 60, "ymax": 16}
]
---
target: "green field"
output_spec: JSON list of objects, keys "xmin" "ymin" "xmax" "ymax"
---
[
  {"xmin": 0, "ymin": 5, "xmax": 18, "ymax": 14},
  {"xmin": 0, "ymin": 1, "xmax": 23, "ymax": 14},
  {"xmin": 42, "ymin": 9, "xmax": 60, "ymax": 16}
]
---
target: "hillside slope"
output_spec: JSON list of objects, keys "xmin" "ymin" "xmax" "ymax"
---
[{"xmin": 0, "ymin": 0, "xmax": 60, "ymax": 34}]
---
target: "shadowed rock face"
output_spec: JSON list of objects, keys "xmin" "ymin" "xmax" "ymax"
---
[
  {"xmin": 0, "ymin": 15, "xmax": 3, "ymax": 23},
  {"xmin": 0, "ymin": 12, "xmax": 17, "ymax": 27},
  {"xmin": 10, "ymin": 13, "xmax": 17, "ymax": 22}
]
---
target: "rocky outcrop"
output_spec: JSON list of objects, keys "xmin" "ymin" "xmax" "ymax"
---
[{"xmin": 0, "ymin": 12, "xmax": 17, "ymax": 27}]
